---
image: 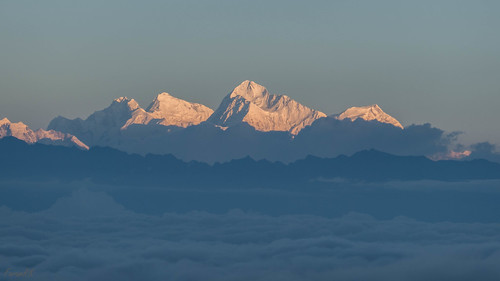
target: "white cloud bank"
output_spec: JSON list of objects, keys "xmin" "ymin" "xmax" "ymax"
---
[{"xmin": 1, "ymin": 189, "xmax": 500, "ymax": 281}]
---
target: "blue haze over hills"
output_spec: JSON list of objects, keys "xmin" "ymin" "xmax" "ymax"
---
[{"xmin": 2, "ymin": 136, "xmax": 500, "ymax": 280}]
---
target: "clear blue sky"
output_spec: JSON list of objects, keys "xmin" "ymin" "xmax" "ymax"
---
[{"xmin": 1, "ymin": 0, "xmax": 499, "ymax": 145}]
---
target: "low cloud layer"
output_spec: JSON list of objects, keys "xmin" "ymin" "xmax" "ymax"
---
[{"xmin": 1, "ymin": 189, "xmax": 500, "ymax": 281}]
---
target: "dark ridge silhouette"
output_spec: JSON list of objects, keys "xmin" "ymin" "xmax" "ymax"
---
[{"xmin": 1, "ymin": 137, "xmax": 500, "ymax": 188}]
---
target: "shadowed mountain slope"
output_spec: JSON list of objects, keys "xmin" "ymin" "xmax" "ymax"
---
[{"xmin": 1, "ymin": 137, "xmax": 499, "ymax": 187}]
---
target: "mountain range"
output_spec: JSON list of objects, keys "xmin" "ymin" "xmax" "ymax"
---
[
  {"xmin": 1, "ymin": 137, "xmax": 499, "ymax": 187},
  {"xmin": 48, "ymin": 80, "xmax": 402, "ymax": 139},
  {"xmin": 1, "ymin": 80, "xmax": 475, "ymax": 163},
  {"xmin": 0, "ymin": 118, "xmax": 88, "ymax": 150}
]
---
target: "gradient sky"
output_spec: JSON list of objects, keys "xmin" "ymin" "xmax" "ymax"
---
[{"xmin": 1, "ymin": 0, "xmax": 499, "ymax": 145}]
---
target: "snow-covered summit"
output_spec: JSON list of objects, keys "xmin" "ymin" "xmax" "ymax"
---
[
  {"xmin": 112, "ymin": 97, "xmax": 141, "ymax": 111},
  {"xmin": 335, "ymin": 104, "xmax": 404, "ymax": 129},
  {"xmin": 48, "ymin": 97, "xmax": 146, "ymax": 145},
  {"xmin": 49, "ymin": 92, "xmax": 214, "ymax": 146},
  {"xmin": 208, "ymin": 80, "xmax": 326, "ymax": 135},
  {"xmin": 0, "ymin": 117, "xmax": 88, "ymax": 149},
  {"xmin": 119, "ymin": 92, "xmax": 214, "ymax": 128},
  {"xmin": 0, "ymin": 117, "xmax": 37, "ymax": 143},
  {"xmin": 229, "ymin": 80, "xmax": 270, "ymax": 101},
  {"xmin": 143, "ymin": 92, "xmax": 213, "ymax": 127}
]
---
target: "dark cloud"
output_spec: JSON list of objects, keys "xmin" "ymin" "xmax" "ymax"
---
[
  {"xmin": 119, "ymin": 119, "xmax": 462, "ymax": 163},
  {"xmin": 468, "ymin": 142, "xmax": 500, "ymax": 163},
  {"xmin": 293, "ymin": 118, "xmax": 457, "ymax": 159}
]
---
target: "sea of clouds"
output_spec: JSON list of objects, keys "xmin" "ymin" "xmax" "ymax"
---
[{"xmin": 1, "ymin": 185, "xmax": 500, "ymax": 281}]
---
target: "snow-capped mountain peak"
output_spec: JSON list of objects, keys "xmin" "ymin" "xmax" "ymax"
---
[
  {"xmin": 0, "ymin": 118, "xmax": 37, "ymax": 143},
  {"xmin": 229, "ymin": 80, "xmax": 270, "ymax": 101},
  {"xmin": 49, "ymin": 91, "xmax": 215, "ymax": 146},
  {"xmin": 126, "ymin": 92, "xmax": 214, "ymax": 128},
  {"xmin": 336, "ymin": 104, "xmax": 404, "ymax": 129},
  {"xmin": 112, "ymin": 97, "xmax": 141, "ymax": 111},
  {"xmin": 208, "ymin": 80, "xmax": 326, "ymax": 135},
  {"xmin": 0, "ymin": 118, "xmax": 11, "ymax": 125},
  {"xmin": 114, "ymin": 97, "xmax": 129, "ymax": 103},
  {"xmin": 152, "ymin": 92, "xmax": 172, "ymax": 99},
  {"xmin": 146, "ymin": 92, "xmax": 210, "ymax": 114},
  {"xmin": 0, "ymin": 117, "xmax": 88, "ymax": 149}
]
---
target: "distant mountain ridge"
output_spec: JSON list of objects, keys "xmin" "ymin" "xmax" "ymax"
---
[
  {"xmin": 40, "ymin": 80, "xmax": 415, "ymax": 162},
  {"xmin": 1, "ymin": 137, "xmax": 498, "ymax": 186},
  {"xmin": 0, "ymin": 118, "xmax": 88, "ymax": 150},
  {"xmin": 48, "ymin": 93, "xmax": 213, "ymax": 146},
  {"xmin": 48, "ymin": 81, "xmax": 404, "ymax": 142},
  {"xmin": 10, "ymin": 80, "xmax": 479, "ymax": 164},
  {"xmin": 48, "ymin": 80, "xmax": 342, "ymax": 144}
]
